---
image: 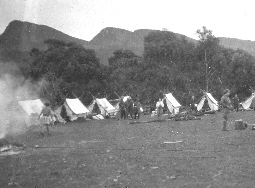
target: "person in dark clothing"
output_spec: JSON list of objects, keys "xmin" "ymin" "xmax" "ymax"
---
[
  {"xmin": 126, "ymin": 98, "xmax": 134, "ymax": 119},
  {"xmin": 134, "ymin": 99, "xmax": 142, "ymax": 119},
  {"xmin": 60, "ymin": 105, "xmax": 69, "ymax": 122},
  {"xmin": 220, "ymin": 89, "xmax": 232, "ymax": 131},
  {"xmin": 233, "ymin": 94, "xmax": 239, "ymax": 112},
  {"xmin": 119, "ymin": 97, "xmax": 126, "ymax": 119}
]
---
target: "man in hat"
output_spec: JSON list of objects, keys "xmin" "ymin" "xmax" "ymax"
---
[{"xmin": 220, "ymin": 89, "xmax": 232, "ymax": 131}]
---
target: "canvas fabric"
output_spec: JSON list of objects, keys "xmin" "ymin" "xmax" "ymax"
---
[
  {"xmin": 164, "ymin": 93, "xmax": 181, "ymax": 114},
  {"xmin": 197, "ymin": 93, "xmax": 218, "ymax": 111},
  {"xmin": 241, "ymin": 93, "xmax": 255, "ymax": 110},
  {"xmin": 18, "ymin": 99, "xmax": 44, "ymax": 115},
  {"xmin": 88, "ymin": 98, "xmax": 116, "ymax": 116}
]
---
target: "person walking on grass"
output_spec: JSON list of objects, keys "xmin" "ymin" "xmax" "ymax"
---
[
  {"xmin": 220, "ymin": 89, "xmax": 232, "ymax": 131},
  {"xmin": 38, "ymin": 102, "xmax": 54, "ymax": 136}
]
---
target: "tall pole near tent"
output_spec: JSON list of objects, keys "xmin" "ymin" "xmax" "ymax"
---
[{"xmin": 205, "ymin": 49, "xmax": 209, "ymax": 92}]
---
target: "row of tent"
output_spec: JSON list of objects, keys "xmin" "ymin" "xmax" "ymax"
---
[
  {"xmin": 16, "ymin": 97, "xmax": 117, "ymax": 125},
  {"xmin": 15, "ymin": 93, "xmax": 214, "ymax": 124},
  {"xmin": 14, "ymin": 92, "xmax": 255, "ymax": 126},
  {"xmin": 192, "ymin": 92, "xmax": 255, "ymax": 111},
  {"xmin": 15, "ymin": 93, "xmax": 184, "ymax": 126},
  {"xmin": 196, "ymin": 92, "xmax": 255, "ymax": 111},
  {"xmin": 162, "ymin": 92, "xmax": 255, "ymax": 112}
]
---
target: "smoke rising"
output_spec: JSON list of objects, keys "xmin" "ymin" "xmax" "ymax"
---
[{"xmin": 0, "ymin": 62, "xmax": 44, "ymax": 139}]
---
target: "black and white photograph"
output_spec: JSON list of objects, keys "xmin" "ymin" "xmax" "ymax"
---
[{"xmin": 1, "ymin": 0, "xmax": 255, "ymax": 187}]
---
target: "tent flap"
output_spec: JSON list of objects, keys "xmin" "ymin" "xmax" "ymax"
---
[
  {"xmin": 197, "ymin": 93, "xmax": 218, "ymax": 111},
  {"xmin": 197, "ymin": 96, "xmax": 206, "ymax": 112},
  {"xmin": 241, "ymin": 93, "xmax": 255, "ymax": 110}
]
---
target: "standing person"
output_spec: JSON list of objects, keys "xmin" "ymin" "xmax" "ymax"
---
[
  {"xmin": 220, "ymin": 89, "xmax": 232, "ymax": 131},
  {"xmin": 119, "ymin": 97, "xmax": 126, "ymax": 119},
  {"xmin": 156, "ymin": 98, "xmax": 164, "ymax": 120},
  {"xmin": 38, "ymin": 102, "xmax": 54, "ymax": 136},
  {"xmin": 190, "ymin": 95, "xmax": 196, "ymax": 113},
  {"xmin": 134, "ymin": 99, "xmax": 142, "ymax": 119},
  {"xmin": 233, "ymin": 94, "xmax": 239, "ymax": 112},
  {"xmin": 126, "ymin": 98, "xmax": 134, "ymax": 119}
]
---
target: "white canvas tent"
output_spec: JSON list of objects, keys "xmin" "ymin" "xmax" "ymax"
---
[
  {"xmin": 17, "ymin": 99, "xmax": 45, "ymax": 126},
  {"xmin": 197, "ymin": 92, "xmax": 218, "ymax": 111},
  {"xmin": 18, "ymin": 99, "xmax": 44, "ymax": 115},
  {"xmin": 241, "ymin": 93, "xmax": 255, "ymax": 110},
  {"xmin": 55, "ymin": 98, "xmax": 90, "ymax": 122},
  {"xmin": 164, "ymin": 93, "xmax": 181, "ymax": 114},
  {"xmin": 88, "ymin": 98, "xmax": 116, "ymax": 117}
]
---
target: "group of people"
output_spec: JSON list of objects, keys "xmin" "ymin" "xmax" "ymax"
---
[{"xmin": 119, "ymin": 97, "xmax": 142, "ymax": 119}]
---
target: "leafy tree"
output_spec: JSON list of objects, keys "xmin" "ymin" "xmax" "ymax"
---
[
  {"xmin": 28, "ymin": 39, "xmax": 104, "ymax": 105},
  {"xmin": 108, "ymin": 49, "xmax": 143, "ymax": 98},
  {"xmin": 196, "ymin": 26, "xmax": 224, "ymax": 92}
]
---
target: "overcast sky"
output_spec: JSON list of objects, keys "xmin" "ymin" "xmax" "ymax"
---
[{"xmin": 0, "ymin": 0, "xmax": 255, "ymax": 41}]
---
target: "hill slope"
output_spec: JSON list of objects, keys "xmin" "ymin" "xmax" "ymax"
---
[
  {"xmin": 85, "ymin": 27, "xmax": 197, "ymax": 65},
  {"xmin": 1, "ymin": 20, "xmax": 255, "ymax": 65},
  {"xmin": 0, "ymin": 20, "xmax": 88, "ymax": 63},
  {"xmin": 219, "ymin": 37, "xmax": 255, "ymax": 56},
  {"xmin": 0, "ymin": 20, "xmax": 87, "ymax": 51}
]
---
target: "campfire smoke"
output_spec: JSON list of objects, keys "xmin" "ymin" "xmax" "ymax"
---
[{"xmin": 0, "ymin": 62, "xmax": 45, "ymax": 139}]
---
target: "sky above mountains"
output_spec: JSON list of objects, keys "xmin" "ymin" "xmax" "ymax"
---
[{"xmin": 1, "ymin": 0, "xmax": 255, "ymax": 41}]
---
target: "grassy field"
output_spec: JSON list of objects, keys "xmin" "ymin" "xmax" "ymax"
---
[{"xmin": 1, "ymin": 111, "xmax": 255, "ymax": 188}]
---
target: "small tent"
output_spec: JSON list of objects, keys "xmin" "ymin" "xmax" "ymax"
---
[
  {"xmin": 241, "ymin": 93, "xmax": 255, "ymax": 110},
  {"xmin": 197, "ymin": 92, "xmax": 218, "ymax": 111},
  {"xmin": 164, "ymin": 93, "xmax": 181, "ymax": 114},
  {"xmin": 55, "ymin": 98, "xmax": 90, "ymax": 122},
  {"xmin": 88, "ymin": 98, "xmax": 116, "ymax": 117}
]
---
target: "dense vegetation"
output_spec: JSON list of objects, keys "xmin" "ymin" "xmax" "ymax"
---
[{"xmin": 27, "ymin": 27, "xmax": 255, "ymax": 106}]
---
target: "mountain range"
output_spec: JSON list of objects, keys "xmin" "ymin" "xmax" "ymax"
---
[{"xmin": 1, "ymin": 20, "xmax": 255, "ymax": 65}]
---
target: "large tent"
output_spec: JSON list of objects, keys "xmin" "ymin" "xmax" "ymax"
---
[
  {"xmin": 197, "ymin": 92, "xmax": 218, "ymax": 111},
  {"xmin": 241, "ymin": 93, "xmax": 255, "ymax": 110},
  {"xmin": 88, "ymin": 98, "xmax": 116, "ymax": 117},
  {"xmin": 55, "ymin": 98, "xmax": 90, "ymax": 122},
  {"xmin": 164, "ymin": 93, "xmax": 181, "ymax": 114}
]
